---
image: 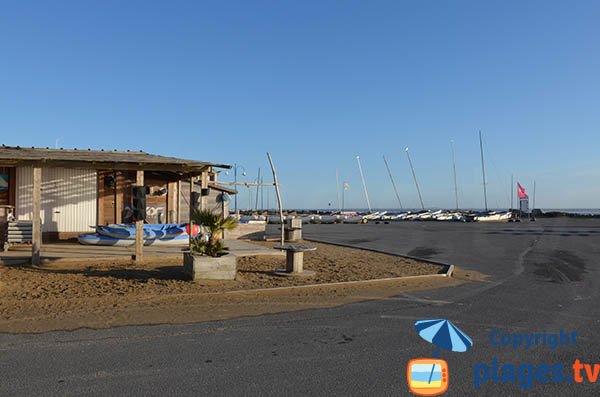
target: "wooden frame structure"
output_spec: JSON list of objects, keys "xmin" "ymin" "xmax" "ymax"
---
[{"xmin": 0, "ymin": 145, "xmax": 230, "ymax": 265}]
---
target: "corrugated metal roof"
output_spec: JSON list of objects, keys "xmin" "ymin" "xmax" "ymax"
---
[
  {"xmin": 208, "ymin": 183, "xmax": 238, "ymax": 195},
  {"xmin": 0, "ymin": 145, "xmax": 230, "ymax": 172}
]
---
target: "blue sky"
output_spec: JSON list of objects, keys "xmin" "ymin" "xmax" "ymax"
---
[{"xmin": 1, "ymin": 1, "xmax": 599, "ymax": 209}]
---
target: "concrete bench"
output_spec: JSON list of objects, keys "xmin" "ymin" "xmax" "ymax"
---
[{"xmin": 273, "ymin": 244, "xmax": 317, "ymax": 277}]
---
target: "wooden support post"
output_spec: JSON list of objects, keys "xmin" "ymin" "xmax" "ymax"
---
[
  {"xmin": 135, "ymin": 170, "xmax": 144, "ymax": 264},
  {"xmin": 32, "ymin": 167, "xmax": 42, "ymax": 265},
  {"xmin": 167, "ymin": 181, "xmax": 176, "ymax": 223},
  {"xmin": 200, "ymin": 170, "xmax": 209, "ymax": 211},
  {"xmin": 189, "ymin": 176, "xmax": 194, "ymax": 247},
  {"xmin": 177, "ymin": 179, "xmax": 181, "ymax": 223}
]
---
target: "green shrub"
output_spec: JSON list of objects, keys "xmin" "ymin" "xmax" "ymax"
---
[{"xmin": 190, "ymin": 209, "xmax": 238, "ymax": 257}]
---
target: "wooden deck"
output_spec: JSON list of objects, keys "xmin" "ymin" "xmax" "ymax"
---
[{"xmin": 0, "ymin": 240, "xmax": 283, "ymax": 266}]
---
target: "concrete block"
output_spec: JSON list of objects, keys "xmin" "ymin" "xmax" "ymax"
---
[{"xmin": 183, "ymin": 252, "xmax": 237, "ymax": 280}]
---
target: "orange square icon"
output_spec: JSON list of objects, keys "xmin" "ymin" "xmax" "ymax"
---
[{"xmin": 407, "ymin": 358, "xmax": 449, "ymax": 396}]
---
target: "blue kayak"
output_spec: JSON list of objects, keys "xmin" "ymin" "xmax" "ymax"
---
[
  {"xmin": 78, "ymin": 233, "xmax": 191, "ymax": 246},
  {"xmin": 96, "ymin": 224, "xmax": 190, "ymax": 240},
  {"xmin": 79, "ymin": 223, "xmax": 201, "ymax": 246}
]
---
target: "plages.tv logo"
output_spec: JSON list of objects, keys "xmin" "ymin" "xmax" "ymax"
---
[{"xmin": 407, "ymin": 319, "xmax": 473, "ymax": 396}]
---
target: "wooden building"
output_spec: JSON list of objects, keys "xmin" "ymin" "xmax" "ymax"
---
[{"xmin": 0, "ymin": 145, "xmax": 232, "ymax": 264}]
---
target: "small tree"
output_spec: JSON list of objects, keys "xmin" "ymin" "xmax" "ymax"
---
[{"xmin": 190, "ymin": 209, "xmax": 238, "ymax": 257}]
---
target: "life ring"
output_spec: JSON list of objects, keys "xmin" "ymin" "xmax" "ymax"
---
[
  {"xmin": 186, "ymin": 224, "xmax": 201, "ymax": 237},
  {"xmin": 146, "ymin": 207, "xmax": 158, "ymax": 217}
]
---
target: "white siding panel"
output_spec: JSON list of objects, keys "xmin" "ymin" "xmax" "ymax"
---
[{"xmin": 16, "ymin": 167, "xmax": 97, "ymax": 232}]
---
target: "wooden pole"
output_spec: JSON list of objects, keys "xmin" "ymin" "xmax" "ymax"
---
[
  {"xmin": 177, "ymin": 179, "xmax": 181, "ymax": 223},
  {"xmin": 189, "ymin": 176, "xmax": 194, "ymax": 247},
  {"xmin": 31, "ymin": 166, "xmax": 42, "ymax": 266},
  {"xmin": 166, "ymin": 181, "xmax": 173, "ymax": 223},
  {"xmin": 135, "ymin": 170, "xmax": 144, "ymax": 264},
  {"xmin": 267, "ymin": 152, "xmax": 284, "ymax": 246},
  {"xmin": 200, "ymin": 170, "xmax": 209, "ymax": 211}
]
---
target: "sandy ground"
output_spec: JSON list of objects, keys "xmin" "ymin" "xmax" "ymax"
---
[{"xmin": 0, "ymin": 241, "xmax": 485, "ymax": 333}]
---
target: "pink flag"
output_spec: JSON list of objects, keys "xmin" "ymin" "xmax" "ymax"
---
[{"xmin": 517, "ymin": 183, "xmax": 528, "ymax": 199}]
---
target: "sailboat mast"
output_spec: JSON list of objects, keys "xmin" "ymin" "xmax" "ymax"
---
[
  {"xmin": 255, "ymin": 167, "xmax": 261, "ymax": 211},
  {"xmin": 405, "ymin": 147, "xmax": 425, "ymax": 210},
  {"xmin": 533, "ymin": 180, "xmax": 536, "ymax": 211},
  {"xmin": 335, "ymin": 169, "xmax": 341, "ymax": 212},
  {"xmin": 382, "ymin": 155, "xmax": 403, "ymax": 210},
  {"xmin": 479, "ymin": 130, "xmax": 488, "ymax": 211},
  {"xmin": 260, "ymin": 175, "xmax": 264, "ymax": 211},
  {"xmin": 342, "ymin": 182, "xmax": 346, "ymax": 212},
  {"xmin": 356, "ymin": 156, "xmax": 372, "ymax": 213},
  {"xmin": 510, "ymin": 174, "xmax": 514, "ymax": 210},
  {"xmin": 451, "ymin": 140, "xmax": 459, "ymax": 210}
]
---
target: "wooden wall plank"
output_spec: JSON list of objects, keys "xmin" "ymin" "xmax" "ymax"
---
[{"xmin": 97, "ymin": 170, "xmax": 105, "ymax": 226}]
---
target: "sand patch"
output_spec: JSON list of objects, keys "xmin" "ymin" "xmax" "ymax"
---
[{"xmin": 0, "ymin": 241, "xmax": 464, "ymax": 333}]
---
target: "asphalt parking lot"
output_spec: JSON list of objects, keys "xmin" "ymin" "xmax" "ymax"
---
[{"xmin": 1, "ymin": 218, "xmax": 599, "ymax": 396}]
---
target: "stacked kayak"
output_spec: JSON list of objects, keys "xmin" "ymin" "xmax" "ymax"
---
[{"xmin": 78, "ymin": 224, "xmax": 200, "ymax": 246}]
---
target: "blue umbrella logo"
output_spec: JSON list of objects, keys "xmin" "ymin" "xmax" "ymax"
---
[
  {"xmin": 415, "ymin": 319, "xmax": 473, "ymax": 354},
  {"xmin": 408, "ymin": 319, "xmax": 471, "ymax": 395}
]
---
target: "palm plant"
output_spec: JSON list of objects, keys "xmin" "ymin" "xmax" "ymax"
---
[{"xmin": 190, "ymin": 209, "xmax": 238, "ymax": 257}]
